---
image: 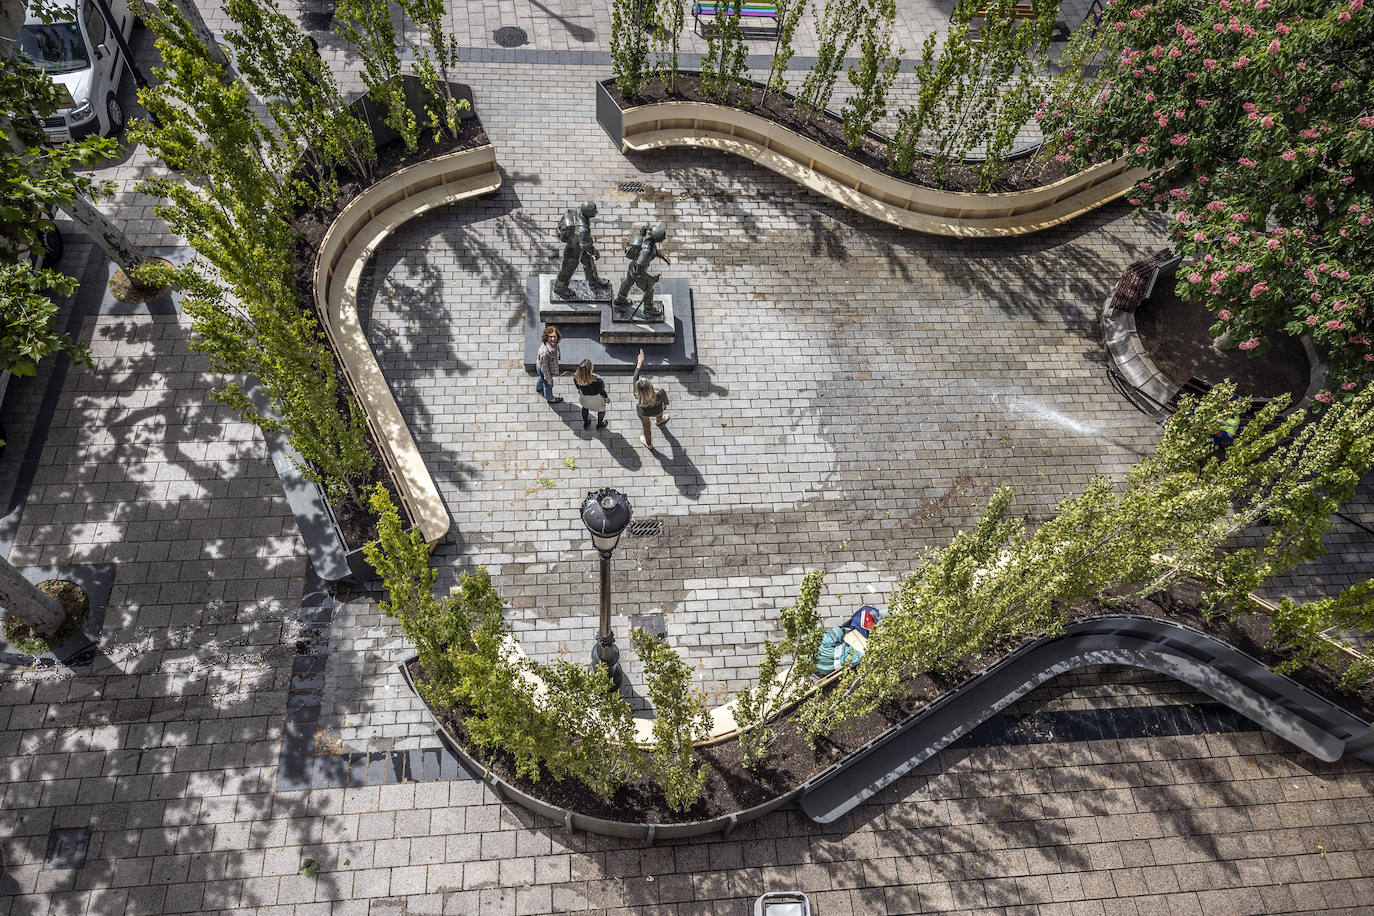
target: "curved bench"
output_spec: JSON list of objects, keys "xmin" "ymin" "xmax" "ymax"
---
[
  {"xmin": 313, "ymin": 145, "xmax": 503, "ymax": 545},
  {"xmin": 597, "ymin": 83, "xmax": 1150, "ymax": 238},
  {"xmin": 798, "ymin": 614, "xmax": 1374, "ymax": 824}
]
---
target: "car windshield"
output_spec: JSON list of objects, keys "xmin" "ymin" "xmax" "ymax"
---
[{"xmin": 17, "ymin": 22, "xmax": 89, "ymax": 75}]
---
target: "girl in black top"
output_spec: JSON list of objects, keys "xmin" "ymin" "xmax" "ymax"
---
[{"xmin": 574, "ymin": 360, "xmax": 610, "ymax": 430}]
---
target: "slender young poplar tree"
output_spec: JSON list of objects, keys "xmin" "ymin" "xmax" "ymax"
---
[{"xmin": 799, "ymin": 382, "xmax": 1374, "ymax": 742}]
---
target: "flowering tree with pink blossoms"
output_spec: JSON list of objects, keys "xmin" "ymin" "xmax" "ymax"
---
[{"xmin": 1042, "ymin": 0, "xmax": 1374, "ymax": 394}]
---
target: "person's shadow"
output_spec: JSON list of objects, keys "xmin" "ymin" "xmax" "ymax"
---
[
  {"xmin": 552, "ymin": 404, "xmax": 644, "ymax": 471},
  {"xmin": 648, "ymin": 426, "xmax": 705, "ymax": 499}
]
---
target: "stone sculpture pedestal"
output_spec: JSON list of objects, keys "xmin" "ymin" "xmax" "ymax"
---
[{"xmin": 524, "ymin": 274, "xmax": 697, "ymax": 372}]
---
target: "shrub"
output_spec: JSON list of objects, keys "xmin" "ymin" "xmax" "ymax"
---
[
  {"xmin": 701, "ymin": 0, "xmax": 749, "ymax": 103},
  {"xmin": 611, "ymin": 0, "xmax": 652, "ymax": 97},
  {"xmin": 840, "ymin": 0, "xmax": 901, "ymax": 149},
  {"xmin": 1269, "ymin": 581, "xmax": 1374, "ymax": 693},
  {"xmin": 733, "ymin": 570, "xmax": 826, "ymax": 769},
  {"xmin": 632, "ymin": 627, "xmax": 711, "ymax": 812},
  {"xmin": 761, "ymin": 0, "xmax": 807, "ymax": 106},
  {"xmin": 365, "ymin": 488, "xmax": 641, "ymax": 791}
]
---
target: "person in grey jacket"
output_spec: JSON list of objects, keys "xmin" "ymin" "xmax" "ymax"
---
[
  {"xmin": 632, "ymin": 348, "xmax": 670, "ymax": 449},
  {"xmin": 535, "ymin": 325, "xmax": 566, "ymax": 403}
]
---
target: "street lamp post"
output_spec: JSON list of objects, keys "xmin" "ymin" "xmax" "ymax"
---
[{"xmin": 580, "ymin": 487, "xmax": 632, "ymax": 689}]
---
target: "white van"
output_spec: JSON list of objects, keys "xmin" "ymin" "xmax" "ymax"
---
[{"xmin": 16, "ymin": 0, "xmax": 136, "ymax": 141}]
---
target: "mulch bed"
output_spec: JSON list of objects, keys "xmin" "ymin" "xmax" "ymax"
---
[
  {"xmin": 411, "ymin": 578, "xmax": 1373, "ymax": 824},
  {"xmin": 1135, "ymin": 283, "xmax": 1312, "ymax": 404},
  {"xmin": 1, "ymin": 580, "xmax": 89, "ymax": 655},
  {"xmin": 286, "ymin": 119, "xmax": 490, "ymax": 549},
  {"xmin": 606, "ymin": 74, "xmax": 1072, "ymax": 194}
]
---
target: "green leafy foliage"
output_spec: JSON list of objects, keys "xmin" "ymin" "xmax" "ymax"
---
[
  {"xmin": 134, "ymin": 0, "xmax": 374, "ymax": 505},
  {"xmin": 840, "ymin": 0, "xmax": 902, "ymax": 149},
  {"xmin": 366, "ymin": 487, "xmax": 642, "ymax": 794},
  {"xmin": 894, "ymin": 0, "xmax": 1052, "ymax": 189},
  {"xmin": 800, "ymin": 382, "xmax": 1374, "ymax": 741},
  {"xmin": 631, "ymin": 627, "xmax": 711, "ymax": 812},
  {"xmin": 732, "ymin": 570, "xmax": 825, "ymax": 770},
  {"xmin": 794, "ymin": 0, "xmax": 866, "ymax": 120},
  {"xmin": 0, "ymin": 52, "xmax": 115, "ymax": 382},
  {"xmin": 395, "ymin": 0, "xmax": 470, "ymax": 141},
  {"xmin": 761, "ymin": 0, "xmax": 807, "ymax": 106},
  {"xmin": 1041, "ymin": 0, "xmax": 1374, "ymax": 388},
  {"xmin": 701, "ymin": 0, "xmax": 749, "ymax": 103},
  {"xmin": 651, "ymin": 0, "xmax": 687, "ymax": 94},
  {"xmin": 1269, "ymin": 581, "xmax": 1374, "ymax": 692},
  {"xmin": 611, "ymin": 0, "xmax": 652, "ymax": 98},
  {"xmin": 334, "ymin": 0, "xmax": 415, "ymax": 150},
  {"xmin": 224, "ymin": 0, "xmax": 377, "ymax": 186},
  {"xmin": 0, "ymin": 261, "xmax": 88, "ymax": 380}
]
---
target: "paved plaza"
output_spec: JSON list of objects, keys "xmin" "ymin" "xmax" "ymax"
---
[{"xmin": 1, "ymin": 0, "xmax": 1373, "ymax": 913}]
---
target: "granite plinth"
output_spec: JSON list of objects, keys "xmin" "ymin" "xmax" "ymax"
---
[
  {"xmin": 524, "ymin": 275, "xmax": 697, "ymax": 371},
  {"xmin": 539, "ymin": 275, "xmax": 604, "ymax": 323},
  {"xmin": 550, "ymin": 275, "xmax": 612, "ymax": 303},
  {"xmin": 604, "ymin": 294, "xmax": 675, "ymax": 344}
]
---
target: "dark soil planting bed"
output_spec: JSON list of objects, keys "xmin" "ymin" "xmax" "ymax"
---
[
  {"xmin": 1135, "ymin": 285, "xmax": 1312, "ymax": 405},
  {"xmin": 405, "ymin": 579, "xmax": 1373, "ymax": 831},
  {"xmin": 604, "ymin": 74, "xmax": 1072, "ymax": 194}
]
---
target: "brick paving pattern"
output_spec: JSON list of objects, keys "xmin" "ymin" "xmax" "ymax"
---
[{"xmin": 0, "ymin": 0, "xmax": 1370, "ymax": 914}]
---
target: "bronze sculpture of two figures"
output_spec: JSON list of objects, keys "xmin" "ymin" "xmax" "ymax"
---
[{"xmin": 552, "ymin": 202, "xmax": 669, "ymax": 322}]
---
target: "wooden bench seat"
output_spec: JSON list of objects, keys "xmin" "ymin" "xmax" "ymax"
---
[{"xmin": 1108, "ymin": 248, "xmax": 1176, "ymax": 314}]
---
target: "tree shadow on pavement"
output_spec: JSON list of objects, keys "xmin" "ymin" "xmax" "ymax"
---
[{"xmin": 0, "ymin": 290, "xmax": 349, "ymax": 912}]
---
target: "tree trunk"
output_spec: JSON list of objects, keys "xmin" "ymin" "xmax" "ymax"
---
[
  {"xmin": 1211, "ymin": 327, "xmax": 1232, "ymax": 355},
  {"xmin": 165, "ymin": 0, "xmax": 229, "ymax": 68},
  {"xmin": 62, "ymin": 192, "xmax": 145, "ymax": 275},
  {"xmin": 0, "ymin": 556, "xmax": 64, "ymax": 640}
]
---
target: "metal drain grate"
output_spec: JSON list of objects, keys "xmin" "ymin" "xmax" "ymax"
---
[
  {"xmin": 43, "ymin": 828, "xmax": 90, "ymax": 870},
  {"xmin": 629, "ymin": 519, "xmax": 659, "ymax": 541},
  {"xmin": 629, "ymin": 613, "xmax": 666, "ymax": 639},
  {"xmin": 493, "ymin": 26, "xmax": 528, "ymax": 47},
  {"xmin": 617, "ymin": 180, "xmax": 646, "ymax": 193}
]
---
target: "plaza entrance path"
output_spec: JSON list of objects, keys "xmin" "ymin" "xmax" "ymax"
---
[{"xmin": 0, "ymin": 6, "xmax": 1371, "ymax": 916}]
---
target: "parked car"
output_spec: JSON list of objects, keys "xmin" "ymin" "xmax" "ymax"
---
[{"xmin": 16, "ymin": 0, "xmax": 136, "ymax": 141}]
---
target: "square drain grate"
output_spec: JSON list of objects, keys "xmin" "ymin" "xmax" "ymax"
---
[
  {"xmin": 629, "ymin": 614, "xmax": 666, "ymax": 639},
  {"xmin": 43, "ymin": 828, "xmax": 90, "ymax": 870},
  {"xmin": 628, "ymin": 519, "xmax": 662, "ymax": 538}
]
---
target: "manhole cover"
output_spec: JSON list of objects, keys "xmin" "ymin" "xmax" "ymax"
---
[
  {"xmin": 493, "ymin": 26, "xmax": 528, "ymax": 47},
  {"xmin": 43, "ymin": 828, "xmax": 90, "ymax": 870},
  {"xmin": 628, "ymin": 519, "xmax": 661, "ymax": 538},
  {"xmin": 618, "ymin": 180, "xmax": 646, "ymax": 193}
]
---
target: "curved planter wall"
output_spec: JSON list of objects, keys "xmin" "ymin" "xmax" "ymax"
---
[
  {"xmin": 403, "ymin": 613, "xmax": 1373, "ymax": 841},
  {"xmin": 313, "ymin": 145, "xmax": 502, "ymax": 546},
  {"xmin": 399, "ymin": 659, "xmax": 809, "ymax": 841},
  {"xmin": 596, "ymin": 80, "xmax": 1150, "ymax": 238},
  {"xmin": 799, "ymin": 615, "xmax": 1374, "ymax": 824},
  {"xmin": 1103, "ymin": 255, "xmax": 1328, "ymax": 415}
]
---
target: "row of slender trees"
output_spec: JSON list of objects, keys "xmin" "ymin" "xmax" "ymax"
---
[
  {"xmin": 370, "ymin": 382, "xmax": 1374, "ymax": 813},
  {"xmin": 614, "ymin": 0, "xmax": 1374, "ymax": 388},
  {"xmin": 0, "ymin": 0, "xmax": 466, "ymax": 639},
  {"xmin": 611, "ymin": 0, "xmax": 1065, "ymax": 190}
]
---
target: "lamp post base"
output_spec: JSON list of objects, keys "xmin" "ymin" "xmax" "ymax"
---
[{"xmin": 590, "ymin": 635, "xmax": 624, "ymax": 690}]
